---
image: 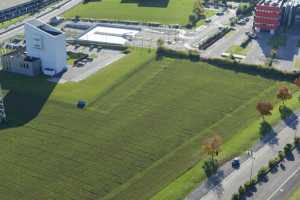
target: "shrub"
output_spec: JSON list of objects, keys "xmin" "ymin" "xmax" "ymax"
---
[
  {"xmin": 278, "ymin": 150, "xmax": 285, "ymax": 160},
  {"xmin": 257, "ymin": 166, "xmax": 268, "ymax": 179},
  {"xmin": 244, "ymin": 180, "xmax": 252, "ymax": 190},
  {"xmin": 250, "ymin": 177, "xmax": 257, "ymax": 186},
  {"xmin": 238, "ymin": 185, "xmax": 245, "ymax": 195},
  {"xmin": 284, "ymin": 143, "xmax": 293, "ymax": 154},
  {"xmin": 268, "ymin": 158, "xmax": 278, "ymax": 169},
  {"xmin": 202, "ymin": 158, "xmax": 218, "ymax": 177},
  {"xmin": 232, "ymin": 193, "xmax": 239, "ymax": 200},
  {"xmin": 294, "ymin": 137, "xmax": 300, "ymax": 146}
]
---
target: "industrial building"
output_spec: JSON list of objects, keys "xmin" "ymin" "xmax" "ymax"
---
[
  {"xmin": 1, "ymin": 48, "xmax": 41, "ymax": 76},
  {"xmin": 254, "ymin": 0, "xmax": 284, "ymax": 34},
  {"xmin": 24, "ymin": 19, "xmax": 67, "ymax": 76},
  {"xmin": 0, "ymin": 0, "xmax": 60, "ymax": 23}
]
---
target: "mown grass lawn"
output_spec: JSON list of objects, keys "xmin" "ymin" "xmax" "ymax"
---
[
  {"xmin": 0, "ymin": 49, "xmax": 297, "ymax": 200},
  {"xmin": 286, "ymin": 184, "xmax": 300, "ymax": 200},
  {"xmin": 226, "ymin": 45, "xmax": 249, "ymax": 56},
  {"xmin": 64, "ymin": 0, "xmax": 198, "ymax": 25}
]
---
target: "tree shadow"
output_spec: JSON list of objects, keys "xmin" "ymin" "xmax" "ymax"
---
[
  {"xmin": 120, "ymin": 0, "xmax": 170, "ymax": 7},
  {"xmin": 244, "ymin": 185, "xmax": 257, "ymax": 198},
  {"xmin": 279, "ymin": 105, "xmax": 299, "ymax": 130},
  {"xmin": 259, "ymin": 121, "xmax": 279, "ymax": 146},
  {"xmin": 286, "ymin": 151, "xmax": 295, "ymax": 161},
  {"xmin": 0, "ymin": 71, "xmax": 58, "ymax": 130},
  {"xmin": 205, "ymin": 170, "xmax": 225, "ymax": 197}
]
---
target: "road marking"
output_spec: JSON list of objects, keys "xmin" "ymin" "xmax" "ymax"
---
[{"xmin": 266, "ymin": 165, "xmax": 300, "ymax": 200}]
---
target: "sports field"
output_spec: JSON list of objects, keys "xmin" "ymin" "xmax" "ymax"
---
[
  {"xmin": 63, "ymin": 0, "xmax": 215, "ymax": 25},
  {"xmin": 0, "ymin": 49, "xmax": 295, "ymax": 200}
]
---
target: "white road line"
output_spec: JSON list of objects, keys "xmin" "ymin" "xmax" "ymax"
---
[{"xmin": 266, "ymin": 165, "xmax": 300, "ymax": 200}]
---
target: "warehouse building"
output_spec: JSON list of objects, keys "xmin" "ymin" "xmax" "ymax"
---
[
  {"xmin": 25, "ymin": 19, "xmax": 67, "ymax": 76},
  {"xmin": 0, "ymin": 0, "xmax": 60, "ymax": 23},
  {"xmin": 254, "ymin": 0, "xmax": 284, "ymax": 34}
]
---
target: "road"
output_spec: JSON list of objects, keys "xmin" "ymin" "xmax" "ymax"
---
[
  {"xmin": 0, "ymin": 0, "xmax": 82, "ymax": 42},
  {"xmin": 186, "ymin": 109, "xmax": 300, "ymax": 200}
]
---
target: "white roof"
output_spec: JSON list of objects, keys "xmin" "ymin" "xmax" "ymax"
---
[{"xmin": 79, "ymin": 26, "xmax": 140, "ymax": 45}]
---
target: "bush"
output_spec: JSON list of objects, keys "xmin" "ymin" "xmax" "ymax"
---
[
  {"xmin": 294, "ymin": 136, "xmax": 300, "ymax": 146},
  {"xmin": 232, "ymin": 193, "xmax": 240, "ymax": 200},
  {"xmin": 284, "ymin": 143, "xmax": 293, "ymax": 154},
  {"xmin": 244, "ymin": 180, "xmax": 252, "ymax": 190},
  {"xmin": 156, "ymin": 47, "xmax": 200, "ymax": 61},
  {"xmin": 278, "ymin": 150, "xmax": 285, "ymax": 160},
  {"xmin": 238, "ymin": 185, "xmax": 245, "ymax": 195},
  {"xmin": 257, "ymin": 166, "xmax": 268, "ymax": 179},
  {"xmin": 250, "ymin": 177, "xmax": 257, "ymax": 186},
  {"xmin": 268, "ymin": 158, "xmax": 278, "ymax": 169},
  {"xmin": 206, "ymin": 58, "xmax": 300, "ymax": 82},
  {"xmin": 202, "ymin": 158, "xmax": 218, "ymax": 177}
]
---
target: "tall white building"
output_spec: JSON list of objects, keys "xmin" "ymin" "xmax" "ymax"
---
[{"xmin": 25, "ymin": 19, "xmax": 67, "ymax": 76}]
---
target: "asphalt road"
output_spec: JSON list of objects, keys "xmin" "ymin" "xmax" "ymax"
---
[
  {"xmin": 0, "ymin": 0, "xmax": 82, "ymax": 42},
  {"xmin": 186, "ymin": 110, "xmax": 300, "ymax": 200}
]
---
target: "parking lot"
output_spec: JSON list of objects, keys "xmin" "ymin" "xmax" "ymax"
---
[{"xmin": 48, "ymin": 46, "xmax": 125, "ymax": 83}]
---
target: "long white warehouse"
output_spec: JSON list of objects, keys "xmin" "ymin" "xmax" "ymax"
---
[{"xmin": 25, "ymin": 19, "xmax": 67, "ymax": 76}]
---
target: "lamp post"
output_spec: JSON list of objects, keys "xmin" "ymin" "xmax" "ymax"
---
[{"xmin": 248, "ymin": 150, "xmax": 255, "ymax": 181}]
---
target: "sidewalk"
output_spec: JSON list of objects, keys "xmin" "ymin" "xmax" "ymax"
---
[{"xmin": 186, "ymin": 109, "xmax": 300, "ymax": 200}]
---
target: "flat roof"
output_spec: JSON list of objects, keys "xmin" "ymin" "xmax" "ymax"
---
[
  {"xmin": 0, "ymin": 0, "xmax": 32, "ymax": 11},
  {"xmin": 79, "ymin": 25, "xmax": 140, "ymax": 45}
]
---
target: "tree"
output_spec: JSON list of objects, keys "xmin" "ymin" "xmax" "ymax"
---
[
  {"xmin": 294, "ymin": 76, "xmax": 300, "ymax": 88},
  {"xmin": 277, "ymin": 86, "xmax": 292, "ymax": 105},
  {"xmin": 157, "ymin": 38, "xmax": 165, "ymax": 48},
  {"xmin": 193, "ymin": 0, "xmax": 205, "ymax": 17},
  {"xmin": 256, "ymin": 101, "xmax": 273, "ymax": 121},
  {"xmin": 202, "ymin": 134, "xmax": 223, "ymax": 159}
]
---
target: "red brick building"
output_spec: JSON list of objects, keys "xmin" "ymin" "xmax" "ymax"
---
[{"xmin": 254, "ymin": 0, "xmax": 284, "ymax": 34}]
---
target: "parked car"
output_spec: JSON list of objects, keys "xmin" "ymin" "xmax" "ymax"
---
[
  {"xmin": 232, "ymin": 157, "xmax": 240, "ymax": 167},
  {"xmin": 205, "ymin": 19, "xmax": 212, "ymax": 23},
  {"xmin": 216, "ymin": 12, "xmax": 224, "ymax": 16}
]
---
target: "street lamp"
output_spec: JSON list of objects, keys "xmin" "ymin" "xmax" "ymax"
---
[{"xmin": 248, "ymin": 150, "xmax": 255, "ymax": 181}]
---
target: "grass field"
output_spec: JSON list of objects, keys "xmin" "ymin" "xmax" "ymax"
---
[
  {"xmin": 63, "ymin": 0, "xmax": 214, "ymax": 25},
  {"xmin": 0, "ymin": 14, "xmax": 29, "ymax": 30},
  {"xmin": 226, "ymin": 45, "xmax": 249, "ymax": 55},
  {"xmin": 0, "ymin": 49, "xmax": 297, "ymax": 200},
  {"xmin": 286, "ymin": 185, "xmax": 300, "ymax": 200}
]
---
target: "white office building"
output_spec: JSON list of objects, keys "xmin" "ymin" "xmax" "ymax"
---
[{"xmin": 25, "ymin": 19, "xmax": 67, "ymax": 76}]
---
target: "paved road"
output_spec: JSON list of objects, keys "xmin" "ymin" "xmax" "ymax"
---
[
  {"xmin": 186, "ymin": 109, "xmax": 300, "ymax": 200},
  {"xmin": 0, "ymin": 0, "xmax": 82, "ymax": 42}
]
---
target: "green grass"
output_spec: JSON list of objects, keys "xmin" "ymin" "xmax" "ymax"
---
[
  {"xmin": 0, "ymin": 49, "xmax": 297, "ymax": 200},
  {"xmin": 226, "ymin": 45, "xmax": 249, "ymax": 55},
  {"xmin": 286, "ymin": 184, "xmax": 300, "ymax": 200},
  {"xmin": 63, "ymin": 0, "xmax": 207, "ymax": 25},
  {"xmin": 294, "ymin": 57, "xmax": 300, "ymax": 69},
  {"xmin": 67, "ymin": 51, "xmax": 87, "ymax": 65},
  {"xmin": 0, "ymin": 14, "xmax": 29, "ymax": 29}
]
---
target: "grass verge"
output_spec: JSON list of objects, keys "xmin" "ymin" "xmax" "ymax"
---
[{"xmin": 150, "ymin": 89, "xmax": 300, "ymax": 200}]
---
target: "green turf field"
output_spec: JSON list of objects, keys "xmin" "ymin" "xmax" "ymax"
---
[
  {"xmin": 63, "ymin": 0, "xmax": 214, "ymax": 25},
  {"xmin": 0, "ymin": 49, "xmax": 296, "ymax": 200},
  {"xmin": 286, "ymin": 185, "xmax": 300, "ymax": 200}
]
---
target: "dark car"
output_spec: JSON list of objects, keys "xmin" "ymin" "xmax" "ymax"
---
[{"xmin": 232, "ymin": 157, "xmax": 240, "ymax": 168}]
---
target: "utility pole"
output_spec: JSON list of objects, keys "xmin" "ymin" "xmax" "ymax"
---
[{"xmin": 0, "ymin": 84, "xmax": 6, "ymax": 123}]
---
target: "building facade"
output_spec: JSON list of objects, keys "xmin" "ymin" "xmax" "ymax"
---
[
  {"xmin": 0, "ymin": 0, "xmax": 60, "ymax": 23},
  {"xmin": 24, "ymin": 19, "xmax": 67, "ymax": 76},
  {"xmin": 254, "ymin": 0, "xmax": 284, "ymax": 34},
  {"xmin": 1, "ymin": 48, "xmax": 41, "ymax": 76}
]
